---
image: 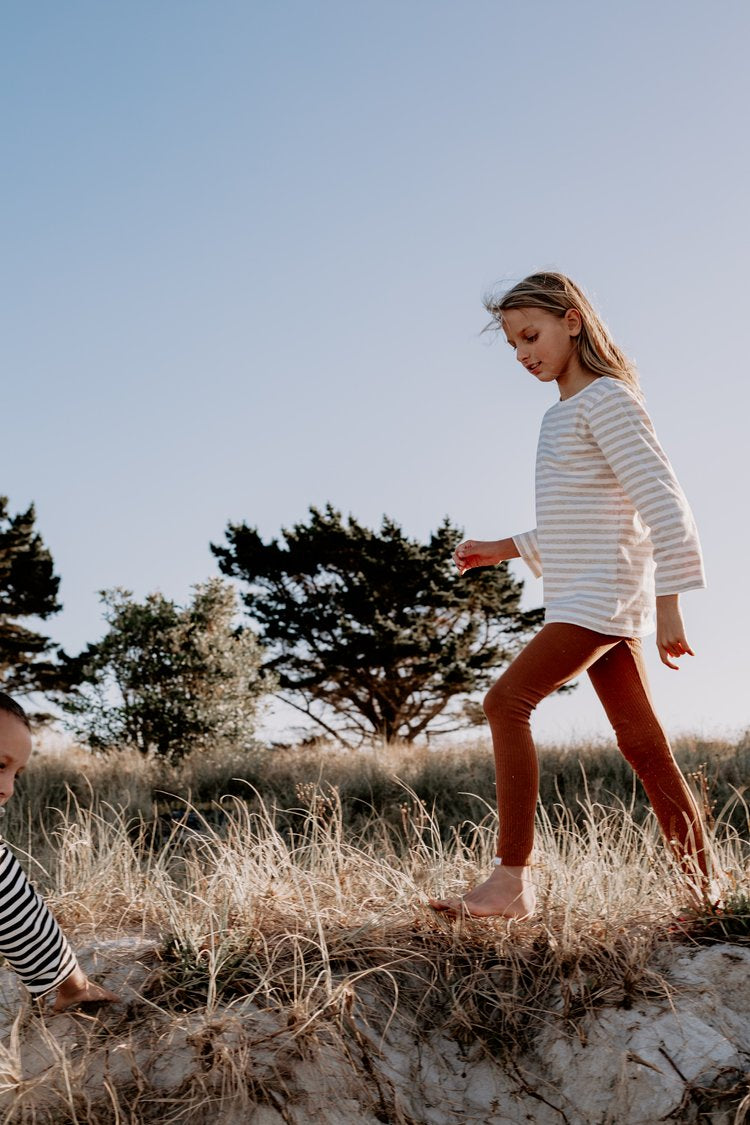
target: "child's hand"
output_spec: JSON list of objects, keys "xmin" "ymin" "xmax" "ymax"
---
[
  {"xmin": 52, "ymin": 967, "xmax": 120, "ymax": 1012},
  {"xmin": 656, "ymin": 596, "xmax": 694, "ymax": 670},
  {"xmin": 453, "ymin": 539, "xmax": 502, "ymax": 574}
]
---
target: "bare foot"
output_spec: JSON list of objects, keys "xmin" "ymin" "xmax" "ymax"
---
[
  {"xmin": 428, "ymin": 864, "xmax": 536, "ymax": 920},
  {"xmin": 52, "ymin": 968, "xmax": 120, "ymax": 1013}
]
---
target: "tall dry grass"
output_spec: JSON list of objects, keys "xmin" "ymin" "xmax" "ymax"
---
[
  {"xmin": 11, "ymin": 727, "xmax": 750, "ymax": 845},
  {"xmin": 1, "ymin": 734, "xmax": 749, "ymax": 1122}
]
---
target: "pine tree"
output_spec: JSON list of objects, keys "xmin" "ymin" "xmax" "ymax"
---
[
  {"xmin": 212, "ymin": 505, "xmax": 544, "ymax": 746},
  {"xmin": 0, "ymin": 496, "xmax": 66, "ymax": 695}
]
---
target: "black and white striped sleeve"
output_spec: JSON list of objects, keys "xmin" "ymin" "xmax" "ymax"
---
[{"xmin": 0, "ymin": 842, "xmax": 78, "ymax": 996}]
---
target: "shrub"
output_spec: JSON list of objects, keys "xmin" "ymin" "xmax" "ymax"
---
[{"xmin": 62, "ymin": 579, "xmax": 273, "ymax": 761}]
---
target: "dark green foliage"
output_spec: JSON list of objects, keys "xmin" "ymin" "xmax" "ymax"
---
[
  {"xmin": 62, "ymin": 579, "xmax": 271, "ymax": 761},
  {"xmin": 0, "ymin": 495, "xmax": 68, "ymax": 697},
  {"xmin": 212, "ymin": 505, "xmax": 544, "ymax": 745}
]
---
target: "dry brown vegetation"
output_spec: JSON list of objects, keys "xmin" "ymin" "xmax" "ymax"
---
[{"xmin": 0, "ymin": 734, "xmax": 749, "ymax": 1123}]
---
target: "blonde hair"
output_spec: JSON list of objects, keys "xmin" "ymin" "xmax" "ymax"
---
[{"xmin": 484, "ymin": 272, "xmax": 642, "ymax": 399}]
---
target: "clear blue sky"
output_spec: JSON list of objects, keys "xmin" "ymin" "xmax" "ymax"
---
[{"xmin": 3, "ymin": 1, "xmax": 748, "ymax": 743}]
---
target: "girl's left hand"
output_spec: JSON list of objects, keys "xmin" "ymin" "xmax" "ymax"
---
[{"xmin": 656, "ymin": 598, "xmax": 695, "ymax": 670}]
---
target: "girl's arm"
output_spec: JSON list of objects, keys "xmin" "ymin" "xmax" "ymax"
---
[
  {"xmin": 510, "ymin": 529, "xmax": 543, "ymax": 577},
  {"xmin": 586, "ymin": 383, "xmax": 705, "ymax": 669},
  {"xmin": 454, "ymin": 535, "xmax": 525, "ymax": 575},
  {"xmin": 0, "ymin": 842, "xmax": 119, "ymax": 1010},
  {"xmin": 587, "ymin": 385, "xmax": 706, "ymax": 597},
  {"xmin": 656, "ymin": 593, "xmax": 694, "ymax": 671}
]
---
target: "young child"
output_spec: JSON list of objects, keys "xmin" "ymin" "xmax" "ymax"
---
[
  {"xmin": 0, "ymin": 691, "xmax": 119, "ymax": 1010},
  {"xmin": 430, "ymin": 271, "xmax": 708, "ymax": 920}
]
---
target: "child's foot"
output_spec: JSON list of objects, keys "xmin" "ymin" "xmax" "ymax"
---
[{"xmin": 428, "ymin": 864, "xmax": 536, "ymax": 920}]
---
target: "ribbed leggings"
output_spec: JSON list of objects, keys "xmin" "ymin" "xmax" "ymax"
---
[
  {"xmin": 484, "ymin": 623, "xmax": 707, "ymax": 877},
  {"xmin": 0, "ymin": 841, "xmax": 78, "ymax": 996}
]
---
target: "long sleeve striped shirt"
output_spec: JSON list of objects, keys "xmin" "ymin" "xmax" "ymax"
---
[
  {"xmin": 511, "ymin": 376, "xmax": 706, "ymax": 638},
  {"xmin": 0, "ymin": 840, "xmax": 78, "ymax": 996}
]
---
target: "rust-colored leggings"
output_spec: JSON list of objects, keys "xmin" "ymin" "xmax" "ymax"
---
[{"xmin": 484, "ymin": 623, "xmax": 707, "ymax": 876}]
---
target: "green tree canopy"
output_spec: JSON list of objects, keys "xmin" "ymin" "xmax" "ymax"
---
[
  {"xmin": 212, "ymin": 505, "xmax": 544, "ymax": 746},
  {"xmin": 63, "ymin": 579, "xmax": 271, "ymax": 760},
  {"xmin": 0, "ymin": 495, "xmax": 67, "ymax": 696}
]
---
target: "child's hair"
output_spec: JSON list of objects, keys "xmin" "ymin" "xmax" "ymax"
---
[
  {"xmin": 0, "ymin": 692, "xmax": 30, "ymax": 730},
  {"xmin": 484, "ymin": 271, "xmax": 642, "ymax": 399}
]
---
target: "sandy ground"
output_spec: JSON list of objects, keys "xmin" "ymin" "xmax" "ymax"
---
[{"xmin": 1, "ymin": 932, "xmax": 749, "ymax": 1124}]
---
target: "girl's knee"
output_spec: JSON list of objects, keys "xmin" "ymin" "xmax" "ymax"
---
[
  {"xmin": 484, "ymin": 679, "xmax": 529, "ymax": 724},
  {"xmin": 617, "ymin": 721, "xmax": 673, "ymax": 774}
]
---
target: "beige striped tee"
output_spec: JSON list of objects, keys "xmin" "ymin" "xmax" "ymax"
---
[{"xmin": 511, "ymin": 376, "xmax": 706, "ymax": 638}]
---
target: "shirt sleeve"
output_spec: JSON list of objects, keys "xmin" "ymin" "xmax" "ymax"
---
[
  {"xmin": 510, "ymin": 528, "xmax": 543, "ymax": 578},
  {"xmin": 586, "ymin": 383, "xmax": 706, "ymax": 596}
]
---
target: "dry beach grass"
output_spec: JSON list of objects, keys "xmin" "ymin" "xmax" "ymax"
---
[{"xmin": 1, "ymin": 735, "xmax": 750, "ymax": 1123}]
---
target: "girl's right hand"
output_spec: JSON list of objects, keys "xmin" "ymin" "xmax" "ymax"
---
[{"xmin": 453, "ymin": 539, "xmax": 503, "ymax": 575}]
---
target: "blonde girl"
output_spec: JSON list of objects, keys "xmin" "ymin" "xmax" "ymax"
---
[{"xmin": 430, "ymin": 272, "xmax": 708, "ymax": 920}]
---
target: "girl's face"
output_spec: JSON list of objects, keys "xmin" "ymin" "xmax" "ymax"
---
[
  {"xmin": 501, "ymin": 307, "xmax": 584, "ymax": 385},
  {"xmin": 0, "ymin": 712, "xmax": 31, "ymax": 806}
]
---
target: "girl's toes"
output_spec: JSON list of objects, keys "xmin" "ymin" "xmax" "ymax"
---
[{"xmin": 428, "ymin": 896, "xmax": 461, "ymax": 913}]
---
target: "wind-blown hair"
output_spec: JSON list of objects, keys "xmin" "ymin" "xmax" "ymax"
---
[
  {"xmin": 484, "ymin": 272, "xmax": 642, "ymax": 399},
  {"xmin": 0, "ymin": 692, "xmax": 30, "ymax": 730}
]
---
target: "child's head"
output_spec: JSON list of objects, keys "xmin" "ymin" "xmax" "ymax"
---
[
  {"xmin": 484, "ymin": 272, "xmax": 641, "ymax": 398},
  {"xmin": 0, "ymin": 692, "xmax": 31, "ymax": 807}
]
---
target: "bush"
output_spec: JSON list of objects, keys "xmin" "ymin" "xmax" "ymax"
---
[{"xmin": 62, "ymin": 579, "xmax": 273, "ymax": 761}]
